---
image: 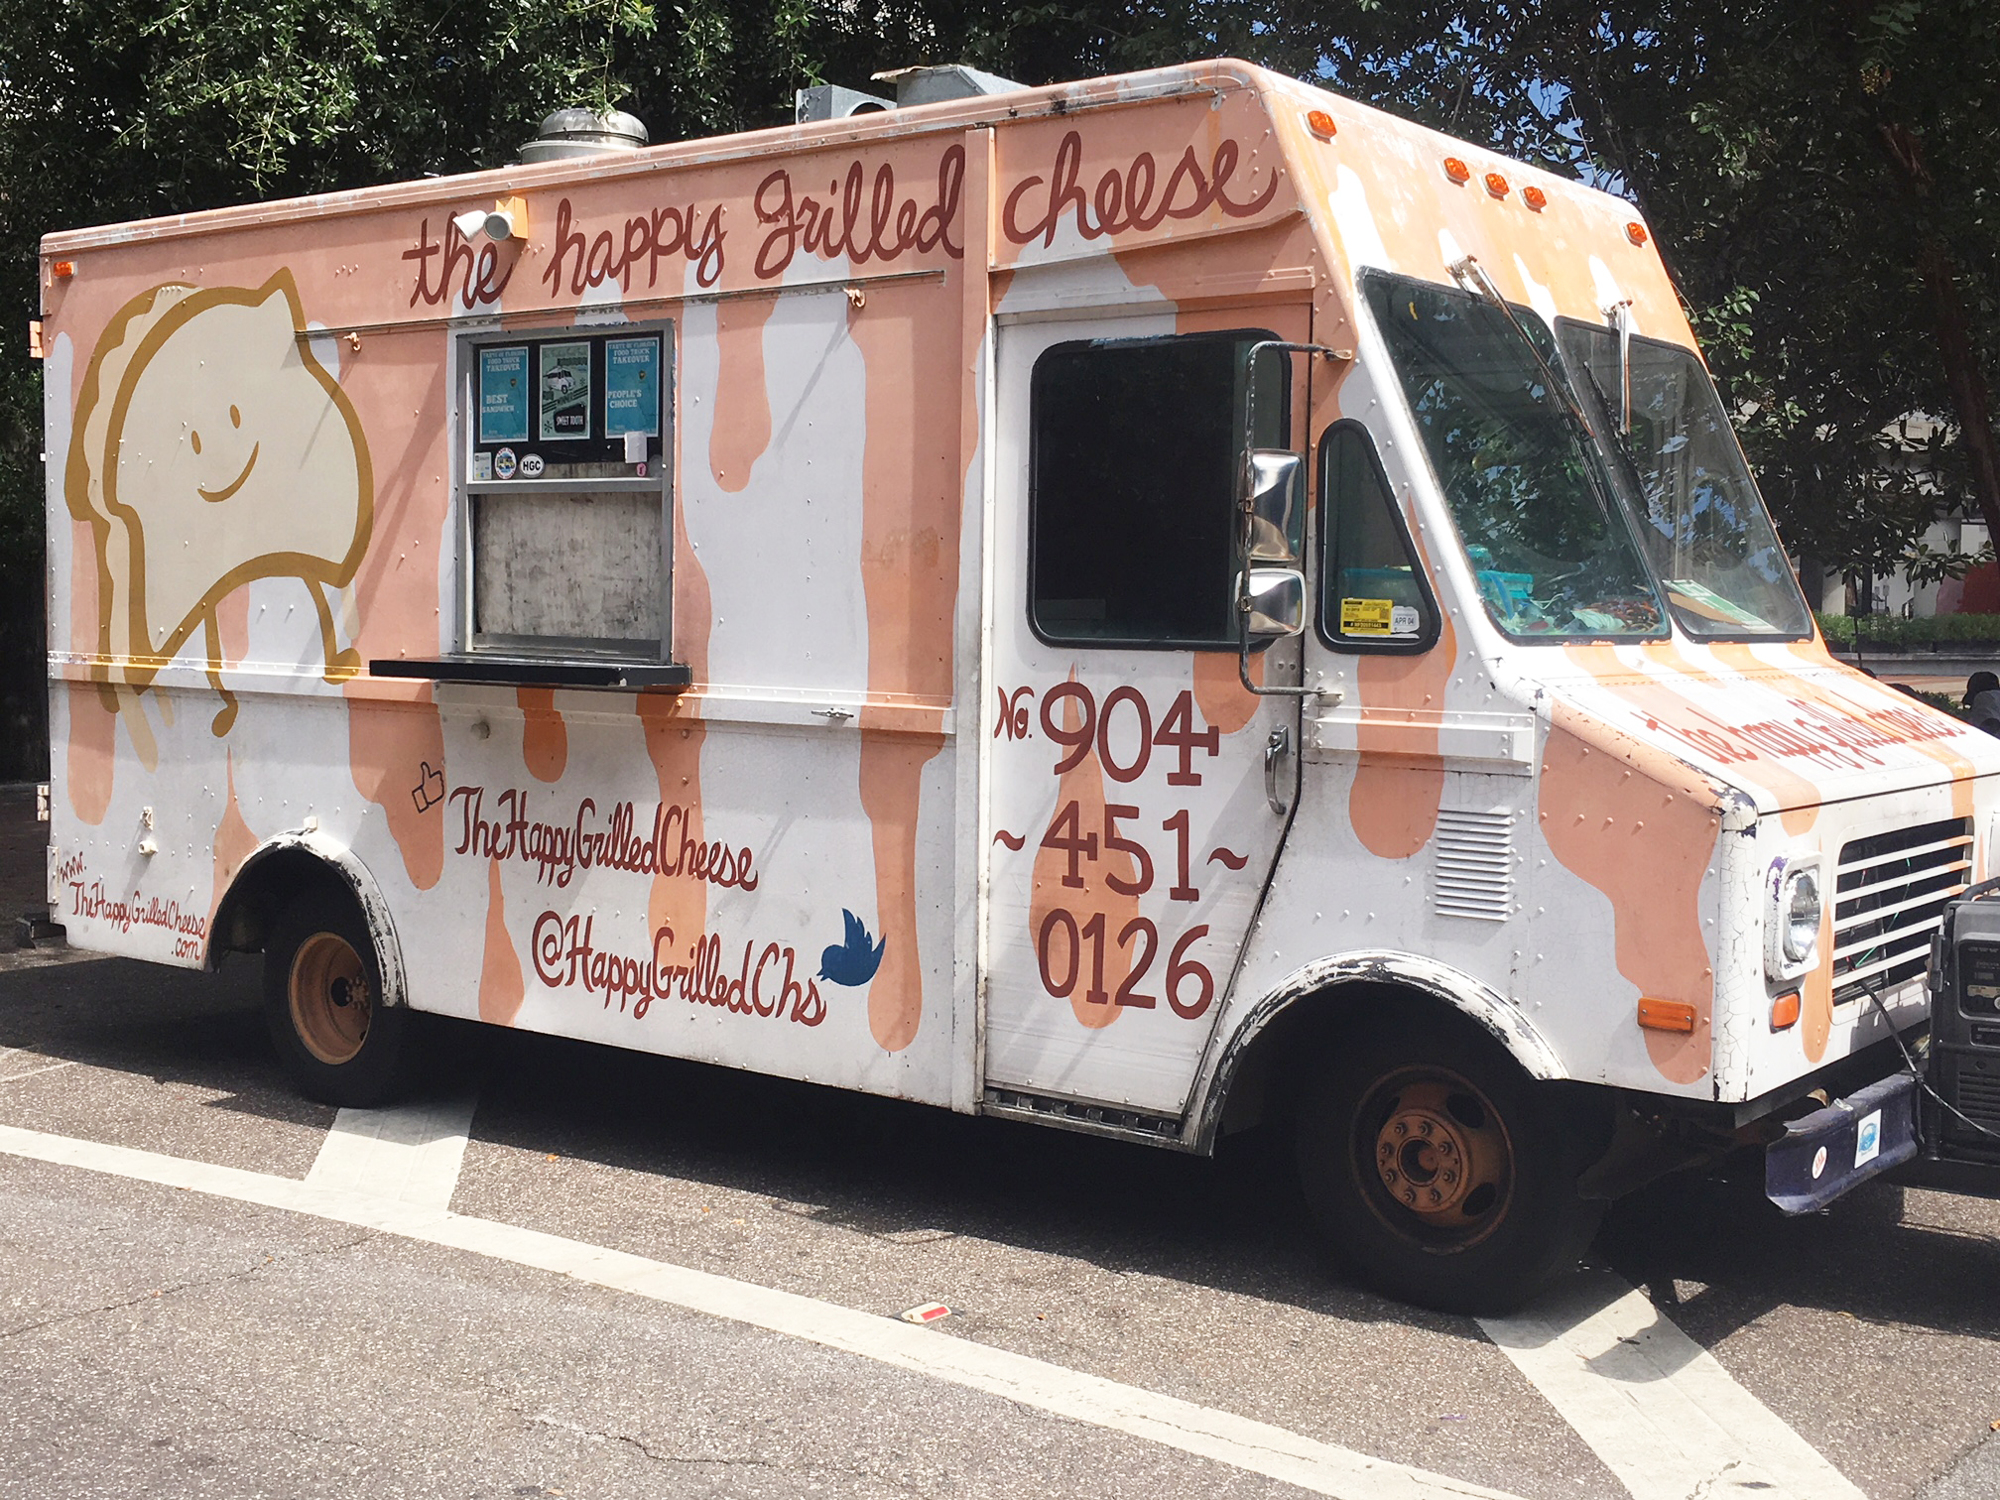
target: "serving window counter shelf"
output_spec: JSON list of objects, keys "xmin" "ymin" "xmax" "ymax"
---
[{"xmin": 425, "ymin": 322, "xmax": 685, "ymax": 692}]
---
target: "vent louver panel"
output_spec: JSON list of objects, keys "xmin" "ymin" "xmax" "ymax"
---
[
  {"xmin": 1832, "ymin": 816, "xmax": 1972, "ymax": 1005},
  {"xmin": 1434, "ymin": 809, "xmax": 1514, "ymax": 921}
]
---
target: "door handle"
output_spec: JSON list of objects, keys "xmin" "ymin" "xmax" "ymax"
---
[{"xmin": 1264, "ymin": 725, "xmax": 1291, "ymax": 814}]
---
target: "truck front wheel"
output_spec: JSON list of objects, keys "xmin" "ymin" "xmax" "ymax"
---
[
  {"xmin": 264, "ymin": 888, "xmax": 414, "ymax": 1107},
  {"xmin": 1295, "ymin": 1014, "xmax": 1603, "ymax": 1315}
]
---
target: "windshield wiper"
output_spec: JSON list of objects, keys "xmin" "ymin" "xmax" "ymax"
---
[
  {"xmin": 1447, "ymin": 255, "xmax": 1595, "ymax": 441},
  {"xmin": 1577, "ymin": 357, "xmax": 1647, "ymax": 487},
  {"xmin": 1606, "ymin": 298, "xmax": 1634, "ymax": 433}
]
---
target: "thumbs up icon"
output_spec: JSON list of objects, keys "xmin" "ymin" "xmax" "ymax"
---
[{"xmin": 411, "ymin": 761, "xmax": 446, "ymax": 815}]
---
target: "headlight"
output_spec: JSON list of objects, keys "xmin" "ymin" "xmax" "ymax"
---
[
  {"xmin": 1782, "ymin": 869, "xmax": 1821, "ymax": 965},
  {"xmin": 1766, "ymin": 854, "xmax": 1823, "ymax": 980}
]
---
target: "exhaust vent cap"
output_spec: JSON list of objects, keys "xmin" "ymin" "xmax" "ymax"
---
[
  {"xmin": 516, "ymin": 108, "xmax": 649, "ymax": 164},
  {"xmin": 871, "ymin": 64, "xmax": 1025, "ymax": 107},
  {"xmin": 796, "ymin": 84, "xmax": 896, "ymax": 123}
]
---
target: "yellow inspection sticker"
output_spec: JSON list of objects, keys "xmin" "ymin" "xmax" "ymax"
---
[{"xmin": 1340, "ymin": 597, "xmax": 1394, "ymax": 635}]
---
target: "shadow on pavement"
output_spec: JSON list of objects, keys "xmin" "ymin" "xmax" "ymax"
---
[
  {"xmin": 0, "ymin": 956, "xmax": 331, "ymax": 1133},
  {"xmin": 452, "ymin": 1015, "xmax": 1477, "ymax": 1336},
  {"xmin": 1598, "ymin": 1162, "xmax": 2000, "ymax": 1347},
  {"xmin": 8, "ymin": 951, "xmax": 1996, "ymax": 1350}
]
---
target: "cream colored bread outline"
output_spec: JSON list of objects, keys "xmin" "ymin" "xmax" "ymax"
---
[{"xmin": 66, "ymin": 269, "xmax": 373, "ymax": 737}]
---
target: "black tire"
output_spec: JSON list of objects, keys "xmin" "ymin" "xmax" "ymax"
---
[
  {"xmin": 1295, "ymin": 1011, "xmax": 1605, "ymax": 1315},
  {"xmin": 263, "ymin": 885, "xmax": 416, "ymax": 1107}
]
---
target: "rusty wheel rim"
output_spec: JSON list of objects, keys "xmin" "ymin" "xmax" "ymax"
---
[
  {"xmin": 289, "ymin": 932, "xmax": 372, "ymax": 1066},
  {"xmin": 1355, "ymin": 1066, "xmax": 1513, "ymax": 1249}
]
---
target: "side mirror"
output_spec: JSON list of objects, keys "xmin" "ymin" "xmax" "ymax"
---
[
  {"xmin": 1238, "ymin": 567, "xmax": 1306, "ymax": 638},
  {"xmin": 1243, "ymin": 449, "xmax": 1305, "ymax": 564}
]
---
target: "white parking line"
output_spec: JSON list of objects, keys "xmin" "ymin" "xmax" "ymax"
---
[
  {"xmin": 1479, "ymin": 1269, "xmax": 1867, "ymax": 1500},
  {"xmin": 304, "ymin": 1094, "xmax": 477, "ymax": 1208},
  {"xmin": 0, "ymin": 1122, "xmax": 1521, "ymax": 1500},
  {"xmin": 0, "ymin": 1060, "xmax": 77, "ymax": 1084}
]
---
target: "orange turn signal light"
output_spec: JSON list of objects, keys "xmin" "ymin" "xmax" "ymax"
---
[
  {"xmin": 1522, "ymin": 185, "xmax": 1548, "ymax": 211},
  {"xmin": 1306, "ymin": 109, "xmax": 1337, "ymax": 141},
  {"xmin": 1770, "ymin": 992, "xmax": 1802, "ymax": 1031},
  {"xmin": 1443, "ymin": 157, "xmax": 1471, "ymax": 184},
  {"xmin": 1485, "ymin": 171, "xmax": 1510, "ymax": 198},
  {"xmin": 50, "ymin": 260, "xmax": 75, "ymax": 279},
  {"xmin": 1637, "ymin": 997, "xmax": 1697, "ymax": 1034},
  {"xmin": 1625, "ymin": 221, "xmax": 1649, "ymax": 246}
]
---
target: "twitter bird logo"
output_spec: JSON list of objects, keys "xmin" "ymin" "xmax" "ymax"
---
[{"xmin": 819, "ymin": 910, "xmax": 886, "ymax": 987}]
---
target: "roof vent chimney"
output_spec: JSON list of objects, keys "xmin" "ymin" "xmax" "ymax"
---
[
  {"xmin": 796, "ymin": 84, "xmax": 896, "ymax": 123},
  {"xmin": 796, "ymin": 64, "xmax": 1026, "ymax": 123},
  {"xmin": 516, "ymin": 107, "xmax": 649, "ymax": 164},
  {"xmin": 872, "ymin": 64, "xmax": 1025, "ymax": 106}
]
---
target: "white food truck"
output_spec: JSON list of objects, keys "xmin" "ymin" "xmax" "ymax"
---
[{"xmin": 37, "ymin": 59, "xmax": 1997, "ymax": 1312}]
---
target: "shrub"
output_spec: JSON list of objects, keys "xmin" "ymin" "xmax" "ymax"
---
[{"xmin": 1815, "ymin": 612, "xmax": 2000, "ymax": 649}]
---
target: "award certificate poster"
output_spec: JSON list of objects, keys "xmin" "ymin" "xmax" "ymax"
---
[
  {"xmin": 478, "ymin": 346, "xmax": 529, "ymax": 444},
  {"xmin": 538, "ymin": 341, "xmax": 592, "ymax": 441},
  {"xmin": 604, "ymin": 336, "xmax": 661, "ymax": 438}
]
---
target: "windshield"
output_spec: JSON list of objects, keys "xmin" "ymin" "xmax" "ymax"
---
[
  {"xmin": 1559, "ymin": 322, "xmax": 1812, "ymax": 638},
  {"xmin": 1362, "ymin": 271, "xmax": 1666, "ymax": 639}
]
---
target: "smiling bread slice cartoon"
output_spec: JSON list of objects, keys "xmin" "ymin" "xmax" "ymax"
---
[{"xmin": 67, "ymin": 270, "xmax": 372, "ymax": 737}]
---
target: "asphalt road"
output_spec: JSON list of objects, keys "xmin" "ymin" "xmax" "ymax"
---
[{"xmin": 2, "ymin": 950, "xmax": 1998, "ymax": 1500}]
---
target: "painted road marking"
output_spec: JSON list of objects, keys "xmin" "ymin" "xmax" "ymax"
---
[
  {"xmin": 304, "ymin": 1094, "xmax": 477, "ymax": 1208},
  {"xmin": 1479, "ymin": 1269, "xmax": 1867, "ymax": 1500},
  {"xmin": 0, "ymin": 1122, "xmax": 1520, "ymax": 1500},
  {"xmin": 0, "ymin": 1059, "xmax": 77, "ymax": 1084}
]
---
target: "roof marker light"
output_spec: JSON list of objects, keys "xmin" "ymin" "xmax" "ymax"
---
[
  {"xmin": 1484, "ymin": 172, "xmax": 1509, "ymax": 198},
  {"xmin": 1522, "ymin": 186, "xmax": 1548, "ymax": 211},
  {"xmin": 1443, "ymin": 157, "xmax": 1471, "ymax": 185},
  {"xmin": 51, "ymin": 260, "xmax": 75, "ymax": 279},
  {"xmin": 1626, "ymin": 221, "xmax": 1649, "ymax": 246},
  {"xmin": 1305, "ymin": 109, "xmax": 1337, "ymax": 141}
]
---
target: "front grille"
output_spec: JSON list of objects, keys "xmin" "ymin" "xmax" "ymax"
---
[{"xmin": 1832, "ymin": 816, "xmax": 1972, "ymax": 1005}]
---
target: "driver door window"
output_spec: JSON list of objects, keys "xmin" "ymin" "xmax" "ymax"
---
[{"xmin": 1028, "ymin": 330, "xmax": 1281, "ymax": 648}]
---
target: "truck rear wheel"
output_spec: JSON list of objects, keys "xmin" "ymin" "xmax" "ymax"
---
[
  {"xmin": 264, "ymin": 888, "xmax": 414, "ymax": 1107},
  {"xmin": 1295, "ymin": 1014, "xmax": 1602, "ymax": 1315}
]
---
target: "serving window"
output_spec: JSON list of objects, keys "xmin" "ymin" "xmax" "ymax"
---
[{"xmin": 452, "ymin": 325, "xmax": 684, "ymax": 682}]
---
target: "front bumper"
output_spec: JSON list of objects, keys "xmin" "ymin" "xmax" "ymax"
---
[{"xmin": 1764, "ymin": 1071, "xmax": 1919, "ymax": 1214}]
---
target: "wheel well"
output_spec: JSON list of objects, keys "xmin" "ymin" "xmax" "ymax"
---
[
  {"xmin": 1213, "ymin": 981, "xmax": 1428, "ymax": 1138},
  {"xmin": 1210, "ymin": 980, "xmax": 1571, "ymax": 1145},
  {"xmin": 208, "ymin": 848, "xmax": 355, "ymax": 966}
]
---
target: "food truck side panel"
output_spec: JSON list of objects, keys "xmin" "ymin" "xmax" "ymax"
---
[
  {"xmin": 41, "ymin": 120, "xmax": 1020, "ymax": 1106},
  {"xmin": 41, "ymin": 78, "xmax": 1312, "ymax": 1115}
]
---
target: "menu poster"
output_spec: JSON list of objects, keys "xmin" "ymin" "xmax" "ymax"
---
[
  {"xmin": 604, "ymin": 336, "xmax": 661, "ymax": 439},
  {"xmin": 477, "ymin": 346, "xmax": 529, "ymax": 444},
  {"xmin": 538, "ymin": 341, "xmax": 592, "ymax": 441}
]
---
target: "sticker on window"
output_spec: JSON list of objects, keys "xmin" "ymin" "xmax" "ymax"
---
[
  {"xmin": 1341, "ymin": 598, "xmax": 1395, "ymax": 636},
  {"xmin": 1390, "ymin": 604, "xmax": 1420, "ymax": 636}
]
